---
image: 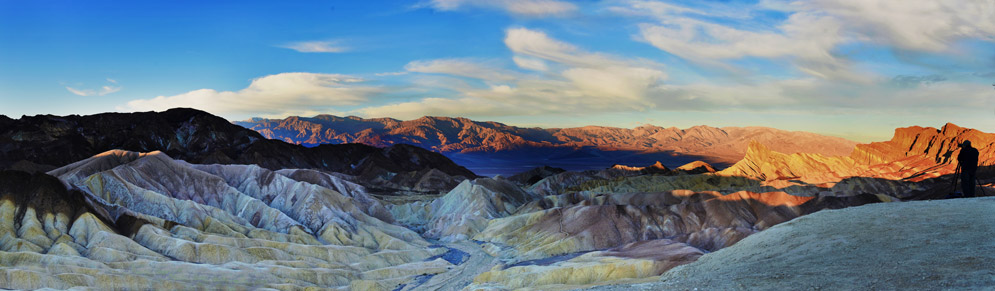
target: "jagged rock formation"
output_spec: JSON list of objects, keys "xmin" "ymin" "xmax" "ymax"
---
[
  {"xmin": 720, "ymin": 123, "xmax": 994, "ymax": 198},
  {"xmin": 0, "ymin": 108, "xmax": 476, "ymax": 193},
  {"xmin": 610, "ymin": 161, "xmax": 672, "ymax": 175},
  {"xmin": 237, "ymin": 115, "xmax": 858, "ymax": 169},
  {"xmin": 389, "ymin": 177, "xmax": 539, "ymax": 241},
  {"xmin": 0, "ymin": 151, "xmax": 456, "ymax": 290},
  {"xmin": 598, "ymin": 197, "xmax": 995, "ymax": 290},
  {"xmin": 676, "ymin": 161, "xmax": 716, "ymax": 174}
]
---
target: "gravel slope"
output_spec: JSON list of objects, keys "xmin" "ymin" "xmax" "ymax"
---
[{"xmin": 587, "ymin": 197, "xmax": 995, "ymax": 290}]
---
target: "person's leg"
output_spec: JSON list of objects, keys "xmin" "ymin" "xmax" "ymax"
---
[{"xmin": 962, "ymin": 171, "xmax": 976, "ymax": 197}]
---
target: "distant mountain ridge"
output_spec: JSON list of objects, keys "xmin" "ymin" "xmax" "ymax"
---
[{"xmin": 237, "ymin": 115, "xmax": 859, "ymax": 171}]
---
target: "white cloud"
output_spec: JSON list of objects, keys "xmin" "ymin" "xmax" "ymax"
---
[
  {"xmin": 618, "ymin": 0, "xmax": 995, "ymax": 82},
  {"xmin": 512, "ymin": 56, "xmax": 548, "ymax": 71},
  {"xmin": 66, "ymin": 79, "xmax": 123, "ymax": 96},
  {"xmin": 279, "ymin": 41, "xmax": 347, "ymax": 53},
  {"xmin": 404, "ymin": 58, "xmax": 516, "ymax": 81},
  {"xmin": 809, "ymin": 0, "xmax": 995, "ymax": 52},
  {"xmin": 637, "ymin": 11, "xmax": 859, "ymax": 81},
  {"xmin": 357, "ymin": 25, "xmax": 991, "ymax": 121},
  {"xmin": 358, "ymin": 97, "xmax": 521, "ymax": 119},
  {"xmin": 425, "ymin": 0, "xmax": 577, "ymax": 17},
  {"xmin": 120, "ymin": 72, "xmax": 381, "ymax": 118},
  {"xmin": 358, "ymin": 28, "xmax": 671, "ymax": 118}
]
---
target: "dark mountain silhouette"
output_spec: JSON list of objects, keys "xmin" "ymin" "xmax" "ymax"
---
[{"xmin": 0, "ymin": 108, "xmax": 476, "ymax": 192}]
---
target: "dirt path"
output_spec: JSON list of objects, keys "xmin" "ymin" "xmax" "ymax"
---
[{"xmin": 401, "ymin": 240, "xmax": 500, "ymax": 291}]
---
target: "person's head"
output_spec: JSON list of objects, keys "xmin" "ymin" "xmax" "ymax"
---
[{"xmin": 962, "ymin": 140, "xmax": 972, "ymax": 148}]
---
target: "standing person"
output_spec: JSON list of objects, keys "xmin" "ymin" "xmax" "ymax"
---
[{"xmin": 957, "ymin": 140, "xmax": 980, "ymax": 197}]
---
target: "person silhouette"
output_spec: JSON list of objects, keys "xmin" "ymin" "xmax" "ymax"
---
[{"xmin": 957, "ymin": 140, "xmax": 980, "ymax": 197}]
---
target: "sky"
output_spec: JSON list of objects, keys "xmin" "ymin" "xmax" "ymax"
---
[{"xmin": 1, "ymin": 0, "xmax": 994, "ymax": 142}]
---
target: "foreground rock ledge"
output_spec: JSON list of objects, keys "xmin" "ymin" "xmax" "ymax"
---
[{"xmin": 589, "ymin": 197, "xmax": 995, "ymax": 290}]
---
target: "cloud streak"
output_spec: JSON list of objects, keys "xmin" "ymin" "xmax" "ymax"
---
[
  {"xmin": 279, "ymin": 41, "xmax": 348, "ymax": 53},
  {"xmin": 404, "ymin": 58, "xmax": 516, "ymax": 81},
  {"xmin": 618, "ymin": 0, "xmax": 995, "ymax": 82},
  {"xmin": 66, "ymin": 79, "xmax": 122, "ymax": 96},
  {"xmin": 425, "ymin": 0, "xmax": 577, "ymax": 17},
  {"xmin": 357, "ymin": 28, "xmax": 672, "ymax": 119}
]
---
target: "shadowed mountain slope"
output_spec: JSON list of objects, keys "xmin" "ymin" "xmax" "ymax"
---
[{"xmin": 0, "ymin": 108, "xmax": 476, "ymax": 192}]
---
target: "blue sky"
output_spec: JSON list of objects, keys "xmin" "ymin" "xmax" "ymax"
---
[{"xmin": 1, "ymin": 0, "xmax": 994, "ymax": 142}]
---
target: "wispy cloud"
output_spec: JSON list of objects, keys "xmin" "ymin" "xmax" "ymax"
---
[
  {"xmin": 613, "ymin": 0, "xmax": 995, "ymax": 82},
  {"xmin": 423, "ymin": 0, "xmax": 577, "ymax": 17},
  {"xmin": 404, "ymin": 58, "xmax": 516, "ymax": 81},
  {"xmin": 279, "ymin": 40, "xmax": 348, "ymax": 53},
  {"xmin": 375, "ymin": 71, "xmax": 409, "ymax": 77},
  {"xmin": 66, "ymin": 79, "xmax": 122, "ymax": 96},
  {"xmin": 357, "ymin": 28, "xmax": 671, "ymax": 119}
]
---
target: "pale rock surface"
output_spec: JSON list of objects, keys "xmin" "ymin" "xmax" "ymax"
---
[
  {"xmin": 0, "ymin": 152, "xmax": 453, "ymax": 290},
  {"xmin": 474, "ymin": 190, "xmax": 886, "ymax": 263},
  {"xmin": 590, "ymin": 197, "xmax": 995, "ymax": 290},
  {"xmin": 471, "ymin": 239, "xmax": 703, "ymax": 290},
  {"xmin": 275, "ymin": 168, "xmax": 395, "ymax": 223},
  {"xmin": 389, "ymin": 177, "xmax": 539, "ymax": 241}
]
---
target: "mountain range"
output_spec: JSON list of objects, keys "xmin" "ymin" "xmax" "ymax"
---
[
  {"xmin": 236, "ymin": 115, "xmax": 858, "ymax": 176},
  {"xmin": 0, "ymin": 108, "xmax": 475, "ymax": 194}
]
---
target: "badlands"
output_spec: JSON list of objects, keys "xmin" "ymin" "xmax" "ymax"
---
[{"xmin": 0, "ymin": 109, "xmax": 993, "ymax": 290}]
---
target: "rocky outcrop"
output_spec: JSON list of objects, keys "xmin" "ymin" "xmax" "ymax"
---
[{"xmin": 0, "ymin": 108, "xmax": 476, "ymax": 193}]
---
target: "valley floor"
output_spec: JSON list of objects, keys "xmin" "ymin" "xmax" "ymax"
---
[
  {"xmin": 401, "ymin": 241, "xmax": 500, "ymax": 291},
  {"xmin": 587, "ymin": 197, "xmax": 995, "ymax": 290}
]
